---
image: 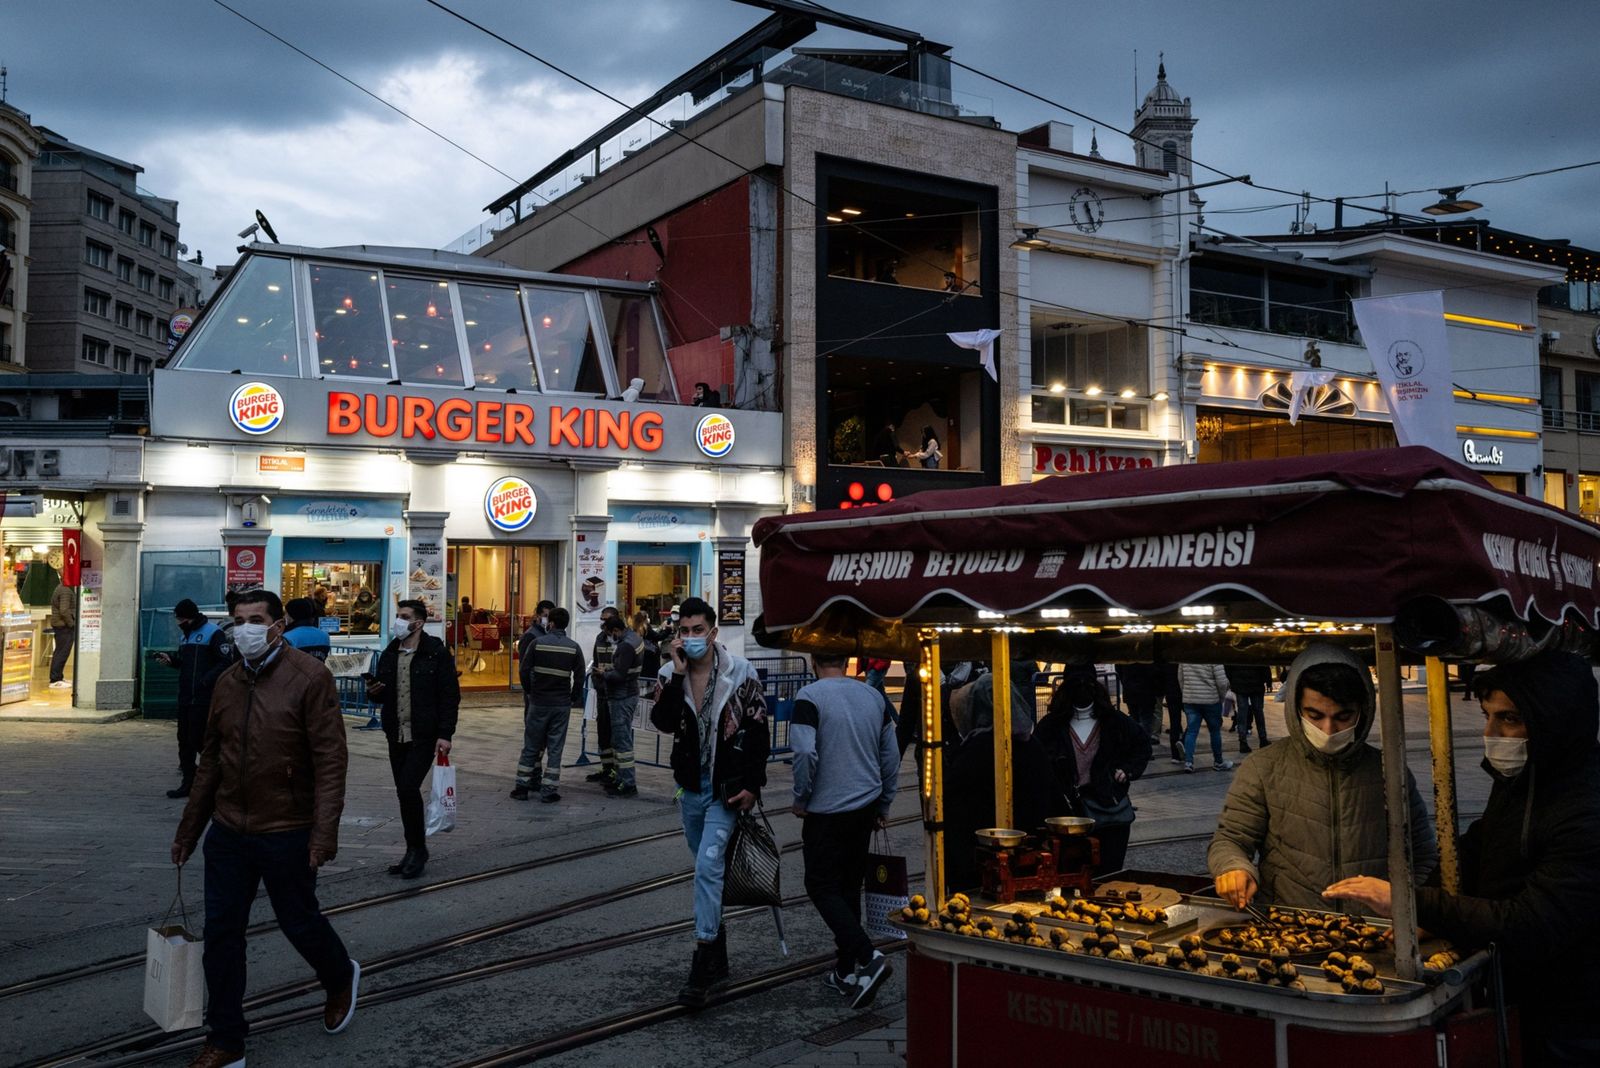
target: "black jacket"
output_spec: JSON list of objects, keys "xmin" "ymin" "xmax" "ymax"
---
[
  {"xmin": 521, "ymin": 629, "xmax": 585, "ymax": 707},
  {"xmin": 1034, "ymin": 704, "xmax": 1150, "ymax": 811},
  {"xmin": 942, "ymin": 731, "xmax": 1072, "ymax": 896},
  {"xmin": 603, "ymin": 630, "xmax": 642, "ymax": 701},
  {"xmin": 1416, "ymin": 652, "xmax": 1600, "ymax": 1049},
  {"xmin": 1223, "ymin": 664, "xmax": 1272, "ymax": 696},
  {"xmin": 375, "ymin": 633, "xmax": 461, "ymax": 742},
  {"xmin": 171, "ymin": 615, "xmax": 232, "ymax": 714},
  {"xmin": 649, "ymin": 647, "xmax": 769, "ymax": 799}
]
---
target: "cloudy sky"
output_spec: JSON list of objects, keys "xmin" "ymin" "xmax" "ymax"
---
[{"xmin": 7, "ymin": 0, "xmax": 1598, "ymax": 267}]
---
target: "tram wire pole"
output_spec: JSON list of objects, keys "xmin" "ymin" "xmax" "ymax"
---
[{"xmin": 1374, "ymin": 624, "xmax": 1421, "ymax": 980}]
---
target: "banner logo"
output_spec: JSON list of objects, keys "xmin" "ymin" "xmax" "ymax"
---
[
  {"xmin": 1386, "ymin": 340, "xmax": 1425, "ymax": 380},
  {"xmin": 234, "ymin": 549, "xmax": 258, "ymax": 570},
  {"xmin": 485, "ymin": 477, "xmax": 536, "ymax": 532},
  {"xmin": 229, "ymin": 382, "xmax": 284, "ymax": 435},
  {"xmin": 696, "ymin": 413, "xmax": 735, "ymax": 458}
]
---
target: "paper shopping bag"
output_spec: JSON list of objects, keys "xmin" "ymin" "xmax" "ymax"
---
[
  {"xmin": 863, "ymin": 833, "xmax": 910, "ymax": 941},
  {"xmin": 425, "ymin": 753, "xmax": 457, "ymax": 835},
  {"xmin": 144, "ymin": 872, "xmax": 204, "ymax": 1031}
]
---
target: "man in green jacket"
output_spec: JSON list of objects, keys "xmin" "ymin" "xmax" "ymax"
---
[{"xmin": 1209, "ymin": 644, "xmax": 1438, "ymax": 910}]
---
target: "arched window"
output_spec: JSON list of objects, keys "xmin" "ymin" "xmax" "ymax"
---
[
  {"xmin": 0, "ymin": 206, "xmax": 15, "ymax": 250},
  {"xmin": 0, "ymin": 149, "xmax": 16, "ymax": 193},
  {"xmin": 1161, "ymin": 141, "xmax": 1179, "ymax": 173}
]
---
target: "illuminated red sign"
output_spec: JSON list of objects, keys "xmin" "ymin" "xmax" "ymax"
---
[
  {"xmin": 839, "ymin": 481, "xmax": 896, "ymax": 510},
  {"xmin": 1033, "ymin": 443, "xmax": 1157, "ymax": 476},
  {"xmin": 326, "ymin": 392, "xmax": 664, "ymax": 452}
]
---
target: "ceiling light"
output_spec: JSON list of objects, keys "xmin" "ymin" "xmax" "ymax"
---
[
  {"xmin": 1084, "ymin": 385, "xmax": 1103, "ymax": 396},
  {"xmin": 266, "ymin": 284, "xmax": 281, "ymax": 292},
  {"xmin": 825, "ymin": 214, "xmax": 844, "ymax": 223},
  {"xmin": 904, "ymin": 212, "xmax": 916, "ymax": 218},
  {"xmin": 1153, "ymin": 390, "xmax": 1170, "ymax": 401},
  {"xmin": 1421, "ymin": 186, "xmax": 1483, "ymax": 216},
  {"xmin": 236, "ymin": 317, "xmax": 250, "ymax": 324},
  {"xmin": 840, "ymin": 207, "xmax": 862, "ymax": 216},
  {"xmin": 1119, "ymin": 387, "xmax": 1136, "ymax": 399}
]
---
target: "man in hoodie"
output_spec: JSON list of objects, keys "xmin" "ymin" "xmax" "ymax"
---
[
  {"xmin": 649, "ymin": 597, "xmax": 768, "ymax": 1008},
  {"xmin": 1325, "ymin": 651, "xmax": 1600, "ymax": 1065},
  {"xmin": 1210, "ymin": 644, "xmax": 1439, "ymax": 911}
]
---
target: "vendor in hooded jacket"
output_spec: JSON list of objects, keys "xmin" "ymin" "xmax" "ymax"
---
[
  {"xmin": 1208, "ymin": 643, "xmax": 1439, "ymax": 911},
  {"xmin": 1325, "ymin": 651, "xmax": 1600, "ymax": 1066}
]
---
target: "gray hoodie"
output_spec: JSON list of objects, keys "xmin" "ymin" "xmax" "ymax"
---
[{"xmin": 1207, "ymin": 643, "xmax": 1439, "ymax": 910}]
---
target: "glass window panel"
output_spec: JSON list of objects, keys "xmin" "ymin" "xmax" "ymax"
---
[
  {"xmin": 1543, "ymin": 470, "xmax": 1566, "ymax": 510},
  {"xmin": 823, "ymin": 176, "xmax": 983, "ymax": 295},
  {"xmin": 1110, "ymin": 401, "xmax": 1148, "ymax": 430},
  {"xmin": 526, "ymin": 286, "xmax": 605, "ymax": 394},
  {"xmin": 460, "ymin": 283, "xmax": 537, "ymax": 391},
  {"xmin": 1031, "ymin": 395, "xmax": 1065, "ymax": 424},
  {"xmin": 175, "ymin": 255, "xmax": 301, "ymax": 375},
  {"xmin": 1069, "ymin": 398, "xmax": 1110, "ymax": 426},
  {"xmin": 309, "ymin": 263, "xmax": 392, "ymax": 378},
  {"xmin": 386, "ymin": 275, "xmax": 464, "ymax": 386},
  {"xmin": 600, "ymin": 293, "xmax": 672, "ymax": 400}
]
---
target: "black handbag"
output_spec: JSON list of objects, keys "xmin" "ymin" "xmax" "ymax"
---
[{"xmin": 723, "ymin": 805, "xmax": 782, "ymax": 908}]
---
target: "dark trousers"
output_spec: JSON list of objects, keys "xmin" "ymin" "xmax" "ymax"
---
[
  {"xmin": 1163, "ymin": 691, "xmax": 1184, "ymax": 744},
  {"xmin": 176, "ymin": 701, "xmax": 208, "ymax": 785},
  {"xmin": 1124, "ymin": 692, "xmax": 1159, "ymax": 744},
  {"xmin": 1094, "ymin": 822, "xmax": 1132, "ymax": 873},
  {"xmin": 49, "ymin": 626, "xmax": 75, "ymax": 683},
  {"xmin": 387, "ymin": 737, "xmax": 436, "ymax": 851},
  {"xmin": 202, "ymin": 822, "xmax": 351, "ymax": 1051},
  {"xmin": 801, "ymin": 804, "xmax": 878, "ymax": 977},
  {"xmin": 1235, "ymin": 691, "xmax": 1269, "ymax": 741},
  {"xmin": 595, "ymin": 691, "xmax": 615, "ymax": 768}
]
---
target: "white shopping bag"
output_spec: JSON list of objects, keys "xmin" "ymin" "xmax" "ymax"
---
[
  {"xmin": 863, "ymin": 832, "xmax": 910, "ymax": 941},
  {"xmin": 144, "ymin": 871, "xmax": 204, "ymax": 1031},
  {"xmin": 425, "ymin": 753, "xmax": 457, "ymax": 835}
]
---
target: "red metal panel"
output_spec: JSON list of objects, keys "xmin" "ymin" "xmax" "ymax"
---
[
  {"xmin": 1443, "ymin": 1008, "xmax": 1521, "ymax": 1068},
  {"xmin": 954, "ymin": 963, "xmax": 1275, "ymax": 1066},
  {"xmin": 1286, "ymin": 1022, "xmax": 1436, "ymax": 1066},
  {"xmin": 905, "ymin": 950, "xmax": 953, "ymax": 1068}
]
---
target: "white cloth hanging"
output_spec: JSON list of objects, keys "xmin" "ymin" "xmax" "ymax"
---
[
  {"xmin": 947, "ymin": 328, "xmax": 1003, "ymax": 382},
  {"xmin": 1287, "ymin": 369, "xmax": 1336, "ymax": 425}
]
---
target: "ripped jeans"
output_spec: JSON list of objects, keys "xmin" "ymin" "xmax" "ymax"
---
[{"xmin": 680, "ymin": 769, "xmax": 738, "ymax": 942}]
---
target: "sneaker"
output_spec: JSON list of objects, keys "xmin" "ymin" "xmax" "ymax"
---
[
  {"xmin": 1259, "ymin": 738, "xmax": 1271, "ymax": 747},
  {"xmin": 850, "ymin": 951, "xmax": 893, "ymax": 1009},
  {"xmin": 1169, "ymin": 742, "xmax": 1184, "ymax": 764},
  {"xmin": 187, "ymin": 1045, "xmax": 245, "ymax": 1068},
  {"xmin": 323, "ymin": 959, "xmax": 359, "ymax": 1034},
  {"xmin": 1214, "ymin": 761, "xmax": 1234, "ymax": 772},
  {"xmin": 49, "ymin": 680, "xmax": 72, "ymax": 689},
  {"xmin": 540, "ymin": 792, "xmax": 561, "ymax": 804},
  {"xmin": 509, "ymin": 786, "xmax": 530, "ymax": 801},
  {"xmin": 1184, "ymin": 762, "xmax": 1195, "ymax": 773},
  {"xmin": 823, "ymin": 969, "xmax": 859, "ymax": 997}
]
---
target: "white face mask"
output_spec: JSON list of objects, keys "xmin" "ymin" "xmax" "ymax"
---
[
  {"xmin": 1302, "ymin": 715, "xmax": 1358, "ymax": 754},
  {"xmin": 395, "ymin": 618, "xmax": 418, "ymax": 642},
  {"xmin": 234, "ymin": 622, "xmax": 273, "ymax": 660},
  {"xmin": 1483, "ymin": 735, "xmax": 1529, "ymax": 777}
]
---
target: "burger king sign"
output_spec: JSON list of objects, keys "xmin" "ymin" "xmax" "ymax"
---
[
  {"xmin": 229, "ymin": 382, "xmax": 284, "ymax": 436},
  {"xmin": 695, "ymin": 413, "xmax": 735, "ymax": 459},
  {"xmin": 485, "ymin": 477, "xmax": 537, "ymax": 533}
]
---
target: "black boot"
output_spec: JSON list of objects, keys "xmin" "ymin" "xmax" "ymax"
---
[
  {"xmin": 166, "ymin": 781, "xmax": 192, "ymax": 799},
  {"xmin": 708, "ymin": 927, "xmax": 729, "ymax": 986},
  {"xmin": 678, "ymin": 942, "xmax": 716, "ymax": 1008},
  {"xmin": 399, "ymin": 847, "xmax": 429, "ymax": 880},
  {"xmin": 388, "ymin": 848, "xmax": 418, "ymax": 876}
]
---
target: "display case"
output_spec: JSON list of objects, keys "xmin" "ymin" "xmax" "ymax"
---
[{"xmin": 1, "ymin": 608, "xmax": 33, "ymax": 705}]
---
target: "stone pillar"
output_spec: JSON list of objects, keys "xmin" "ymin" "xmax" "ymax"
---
[
  {"xmin": 403, "ymin": 510, "xmax": 450, "ymax": 639},
  {"xmin": 94, "ymin": 518, "xmax": 144, "ymax": 711}
]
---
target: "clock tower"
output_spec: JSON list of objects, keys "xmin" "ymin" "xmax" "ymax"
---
[{"xmin": 1132, "ymin": 57, "xmax": 1197, "ymax": 185}]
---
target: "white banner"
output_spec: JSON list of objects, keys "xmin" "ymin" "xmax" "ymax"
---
[{"xmin": 1353, "ymin": 291, "xmax": 1456, "ymax": 456}]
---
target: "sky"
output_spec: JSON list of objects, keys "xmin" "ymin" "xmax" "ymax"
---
[{"xmin": 6, "ymin": 0, "xmax": 1598, "ymax": 270}]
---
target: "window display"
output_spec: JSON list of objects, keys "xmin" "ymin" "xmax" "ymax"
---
[{"xmin": 280, "ymin": 561, "xmax": 383, "ymax": 635}]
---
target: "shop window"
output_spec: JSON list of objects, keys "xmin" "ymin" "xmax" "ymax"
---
[
  {"xmin": 309, "ymin": 262, "xmax": 392, "ymax": 378},
  {"xmin": 1543, "ymin": 470, "xmax": 1567, "ymax": 511},
  {"xmin": 600, "ymin": 292, "xmax": 674, "ymax": 401},
  {"xmin": 447, "ymin": 544, "xmax": 543, "ymax": 686},
  {"xmin": 526, "ymin": 286, "xmax": 606, "ymax": 394},
  {"xmin": 1579, "ymin": 473, "xmax": 1600, "ymax": 522},
  {"xmin": 1542, "ymin": 366, "xmax": 1564, "ymax": 428},
  {"xmin": 825, "ymin": 355, "xmax": 979, "ymax": 472},
  {"xmin": 460, "ymin": 282, "xmax": 537, "ymax": 391},
  {"xmin": 386, "ymin": 275, "xmax": 464, "ymax": 386},
  {"xmin": 1195, "ymin": 408, "xmax": 1396, "ymax": 463},
  {"xmin": 176, "ymin": 255, "xmax": 301, "ymax": 375},
  {"xmin": 823, "ymin": 176, "xmax": 982, "ymax": 295},
  {"xmin": 281, "ymin": 561, "xmax": 383, "ymax": 635},
  {"xmin": 1029, "ymin": 313, "xmax": 1150, "ymax": 430},
  {"xmin": 1191, "ymin": 255, "xmax": 1356, "ymax": 342},
  {"xmin": 1576, "ymin": 372, "xmax": 1600, "ymax": 431}
]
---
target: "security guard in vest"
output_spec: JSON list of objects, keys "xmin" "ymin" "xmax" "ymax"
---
[
  {"xmin": 512, "ymin": 607, "xmax": 585, "ymax": 803},
  {"xmin": 586, "ymin": 606, "xmax": 621, "ymax": 786},
  {"xmin": 601, "ymin": 612, "xmax": 643, "ymax": 797}
]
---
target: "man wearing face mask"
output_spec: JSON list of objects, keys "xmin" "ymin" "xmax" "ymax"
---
[
  {"xmin": 585, "ymin": 606, "xmax": 621, "ymax": 788},
  {"xmin": 1208, "ymin": 644, "xmax": 1438, "ymax": 910},
  {"xmin": 368, "ymin": 600, "xmax": 460, "ymax": 879},
  {"xmin": 1324, "ymin": 651, "xmax": 1600, "ymax": 1065},
  {"xmin": 1034, "ymin": 670, "xmax": 1149, "ymax": 873},
  {"xmin": 170, "ymin": 590, "xmax": 359, "ymax": 1068},
  {"xmin": 153, "ymin": 598, "xmax": 233, "ymax": 799},
  {"xmin": 649, "ymin": 597, "xmax": 769, "ymax": 1007}
]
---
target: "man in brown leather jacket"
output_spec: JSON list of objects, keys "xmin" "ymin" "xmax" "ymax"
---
[{"xmin": 170, "ymin": 589, "xmax": 359, "ymax": 1068}]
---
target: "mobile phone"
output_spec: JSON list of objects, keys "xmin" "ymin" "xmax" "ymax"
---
[{"xmin": 361, "ymin": 672, "xmax": 376, "ymax": 683}]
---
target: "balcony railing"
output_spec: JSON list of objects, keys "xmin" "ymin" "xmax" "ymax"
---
[
  {"xmin": 1543, "ymin": 408, "xmax": 1600, "ymax": 431},
  {"xmin": 1191, "ymin": 289, "xmax": 1357, "ymax": 343}
]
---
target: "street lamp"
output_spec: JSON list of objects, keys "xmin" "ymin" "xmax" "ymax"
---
[{"xmin": 1421, "ymin": 187, "xmax": 1483, "ymax": 216}]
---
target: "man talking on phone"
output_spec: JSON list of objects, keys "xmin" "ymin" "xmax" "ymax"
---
[{"xmin": 649, "ymin": 597, "xmax": 769, "ymax": 1007}]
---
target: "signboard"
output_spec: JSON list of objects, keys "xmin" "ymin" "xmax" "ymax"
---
[
  {"xmin": 695, "ymin": 413, "xmax": 735, "ymax": 458},
  {"xmin": 226, "ymin": 545, "xmax": 266, "ymax": 593},
  {"xmin": 407, "ymin": 536, "xmax": 445, "ymax": 621},
  {"xmin": 1033, "ymin": 443, "xmax": 1158, "ymax": 476},
  {"xmin": 80, "ymin": 568, "xmax": 102, "ymax": 589},
  {"xmin": 168, "ymin": 308, "xmax": 198, "ymax": 353},
  {"xmin": 956, "ymin": 964, "xmax": 1275, "ymax": 1065},
  {"xmin": 78, "ymin": 587, "xmax": 103, "ymax": 654},
  {"xmin": 577, "ymin": 542, "xmax": 607, "ymax": 617},
  {"xmin": 1461, "ymin": 438, "xmax": 1505, "ymax": 466},
  {"xmin": 228, "ymin": 382, "xmax": 285, "ymax": 436},
  {"xmin": 485, "ymin": 477, "xmax": 537, "ymax": 533},
  {"xmin": 717, "ymin": 550, "xmax": 745, "ymax": 625},
  {"xmin": 258, "ymin": 455, "xmax": 306, "ymax": 473}
]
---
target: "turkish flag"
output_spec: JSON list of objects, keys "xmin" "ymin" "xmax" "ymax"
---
[{"xmin": 61, "ymin": 529, "xmax": 82, "ymax": 587}]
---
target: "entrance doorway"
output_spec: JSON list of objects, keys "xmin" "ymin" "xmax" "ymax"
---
[
  {"xmin": 448, "ymin": 544, "xmax": 544, "ymax": 689},
  {"xmin": 617, "ymin": 545, "xmax": 695, "ymax": 630}
]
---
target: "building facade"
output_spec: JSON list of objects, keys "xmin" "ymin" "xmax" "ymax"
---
[
  {"xmin": 0, "ymin": 100, "xmax": 42, "ymax": 373},
  {"xmin": 27, "ymin": 129, "xmax": 190, "ymax": 374},
  {"xmin": 1533, "ymin": 242, "xmax": 1600, "ymax": 516}
]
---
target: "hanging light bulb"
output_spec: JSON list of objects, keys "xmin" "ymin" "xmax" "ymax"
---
[
  {"xmin": 426, "ymin": 302, "xmax": 438, "ymax": 318},
  {"xmin": 342, "ymin": 296, "xmax": 354, "ymax": 310}
]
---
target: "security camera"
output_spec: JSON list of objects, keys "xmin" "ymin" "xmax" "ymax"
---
[{"xmin": 238, "ymin": 223, "xmax": 261, "ymax": 240}]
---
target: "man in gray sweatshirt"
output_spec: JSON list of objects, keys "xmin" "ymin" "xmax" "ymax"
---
[{"xmin": 791, "ymin": 652, "xmax": 901, "ymax": 1009}]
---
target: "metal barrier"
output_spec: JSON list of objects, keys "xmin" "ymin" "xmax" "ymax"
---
[{"xmin": 328, "ymin": 645, "xmax": 381, "ymax": 730}]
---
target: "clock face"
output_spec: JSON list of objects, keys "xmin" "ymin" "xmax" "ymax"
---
[{"xmin": 1070, "ymin": 187, "xmax": 1105, "ymax": 233}]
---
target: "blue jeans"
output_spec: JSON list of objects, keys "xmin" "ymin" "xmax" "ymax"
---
[
  {"xmin": 679, "ymin": 770, "xmax": 737, "ymax": 942},
  {"xmin": 202, "ymin": 823, "xmax": 351, "ymax": 1050},
  {"xmin": 1183, "ymin": 702, "xmax": 1225, "ymax": 765}
]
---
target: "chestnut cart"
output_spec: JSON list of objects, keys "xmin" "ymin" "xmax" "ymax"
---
[{"xmin": 753, "ymin": 447, "xmax": 1600, "ymax": 1068}]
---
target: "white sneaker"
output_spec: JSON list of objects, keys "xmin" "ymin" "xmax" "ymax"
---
[
  {"xmin": 851, "ymin": 951, "xmax": 893, "ymax": 1009},
  {"xmin": 1213, "ymin": 760, "xmax": 1234, "ymax": 772},
  {"xmin": 49, "ymin": 680, "xmax": 71, "ymax": 690}
]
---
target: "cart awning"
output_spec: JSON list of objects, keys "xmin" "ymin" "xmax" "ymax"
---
[{"xmin": 754, "ymin": 447, "xmax": 1600, "ymax": 629}]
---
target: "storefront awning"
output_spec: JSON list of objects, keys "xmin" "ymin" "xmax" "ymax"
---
[{"xmin": 754, "ymin": 446, "xmax": 1600, "ymax": 629}]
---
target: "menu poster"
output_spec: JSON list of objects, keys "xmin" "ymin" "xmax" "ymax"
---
[
  {"xmin": 79, "ymin": 588, "xmax": 103, "ymax": 653},
  {"xmin": 577, "ymin": 543, "xmax": 607, "ymax": 616},
  {"xmin": 226, "ymin": 545, "xmax": 266, "ymax": 594},
  {"xmin": 717, "ymin": 550, "xmax": 745, "ymax": 625},
  {"xmin": 407, "ymin": 536, "xmax": 445, "ymax": 623}
]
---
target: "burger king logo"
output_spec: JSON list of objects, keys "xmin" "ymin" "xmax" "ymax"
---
[
  {"xmin": 485, "ymin": 477, "xmax": 537, "ymax": 533},
  {"xmin": 695, "ymin": 413, "xmax": 735, "ymax": 459},
  {"xmin": 229, "ymin": 382, "xmax": 284, "ymax": 436},
  {"xmin": 235, "ymin": 549, "xmax": 258, "ymax": 570}
]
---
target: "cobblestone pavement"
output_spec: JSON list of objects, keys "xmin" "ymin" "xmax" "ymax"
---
[{"xmin": 1, "ymin": 686, "xmax": 1496, "ymax": 1067}]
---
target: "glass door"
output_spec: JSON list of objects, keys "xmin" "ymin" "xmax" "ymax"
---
[{"xmin": 448, "ymin": 544, "xmax": 543, "ymax": 689}]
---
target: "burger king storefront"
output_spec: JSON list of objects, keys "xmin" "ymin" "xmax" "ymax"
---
[{"xmin": 143, "ymin": 245, "xmax": 786, "ymax": 690}]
